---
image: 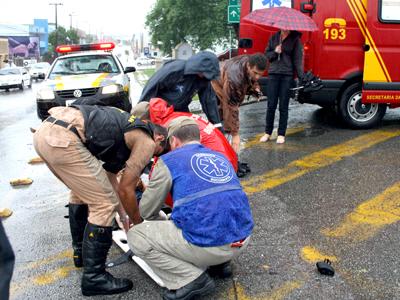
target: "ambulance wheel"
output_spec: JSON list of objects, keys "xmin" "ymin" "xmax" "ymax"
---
[{"xmin": 339, "ymin": 82, "xmax": 386, "ymax": 129}]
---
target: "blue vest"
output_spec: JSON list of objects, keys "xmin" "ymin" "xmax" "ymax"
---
[{"xmin": 162, "ymin": 144, "xmax": 253, "ymax": 247}]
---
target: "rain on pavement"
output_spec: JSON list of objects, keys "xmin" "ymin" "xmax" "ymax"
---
[{"xmin": 1, "ymin": 75, "xmax": 399, "ymax": 300}]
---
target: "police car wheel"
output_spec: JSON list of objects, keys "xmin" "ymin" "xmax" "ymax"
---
[
  {"xmin": 339, "ymin": 82, "xmax": 386, "ymax": 129},
  {"xmin": 19, "ymin": 82, "xmax": 24, "ymax": 91}
]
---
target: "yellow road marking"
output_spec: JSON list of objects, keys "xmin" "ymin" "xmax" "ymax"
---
[
  {"xmin": 242, "ymin": 129, "xmax": 400, "ymax": 195},
  {"xmin": 10, "ymin": 249, "xmax": 73, "ymax": 298},
  {"xmin": 227, "ymin": 281, "xmax": 304, "ymax": 300},
  {"xmin": 339, "ymin": 268, "xmax": 386, "ymax": 296},
  {"xmin": 23, "ymin": 249, "xmax": 72, "ymax": 270},
  {"xmin": 265, "ymin": 280, "xmax": 304, "ymax": 300},
  {"xmin": 301, "ymin": 246, "xmax": 338, "ymax": 263},
  {"xmin": 33, "ymin": 266, "xmax": 76, "ymax": 285},
  {"xmin": 227, "ymin": 283, "xmax": 250, "ymax": 300},
  {"xmin": 244, "ymin": 127, "xmax": 306, "ymax": 149},
  {"xmin": 322, "ymin": 181, "xmax": 400, "ymax": 241},
  {"xmin": 11, "ymin": 264, "xmax": 77, "ymax": 298}
]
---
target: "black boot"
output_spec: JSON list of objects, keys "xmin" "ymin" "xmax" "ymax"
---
[
  {"xmin": 81, "ymin": 223, "xmax": 133, "ymax": 296},
  {"xmin": 69, "ymin": 204, "xmax": 88, "ymax": 268},
  {"xmin": 207, "ymin": 261, "xmax": 233, "ymax": 278},
  {"xmin": 162, "ymin": 272, "xmax": 215, "ymax": 300},
  {"xmin": 240, "ymin": 162, "xmax": 251, "ymax": 173}
]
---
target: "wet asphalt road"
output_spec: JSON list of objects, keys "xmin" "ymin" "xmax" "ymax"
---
[{"xmin": 1, "ymin": 78, "xmax": 400, "ymax": 300}]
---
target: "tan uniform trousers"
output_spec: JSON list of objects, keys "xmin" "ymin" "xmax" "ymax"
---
[
  {"xmin": 33, "ymin": 121, "xmax": 119, "ymax": 226},
  {"xmin": 127, "ymin": 220, "xmax": 250, "ymax": 290}
]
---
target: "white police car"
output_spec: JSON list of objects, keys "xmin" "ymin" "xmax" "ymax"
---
[{"xmin": 36, "ymin": 42, "xmax": 136, "ymax": 120}]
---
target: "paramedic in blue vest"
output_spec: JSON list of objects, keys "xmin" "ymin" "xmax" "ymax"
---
[{"xmin": 127, "ymin": 116, "xmax": 254, "ymax": 300}]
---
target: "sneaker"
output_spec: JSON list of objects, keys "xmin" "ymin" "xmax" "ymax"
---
[
  {"xmin": 259, "ymin": 134, "xmax": 270, "ymax": 142},
  {"xmin": 276, "ymin": 136, "xmax": 285, "ymax": 144}
]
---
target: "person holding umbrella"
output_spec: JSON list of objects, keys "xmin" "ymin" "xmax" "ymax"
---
[
  {"xmin": 242, "ymin": 6, "xmax": 318, "ymax": 144},
  {"xmin": 259, "ymin": 29, "xmax": 304, "ymax": 144}
]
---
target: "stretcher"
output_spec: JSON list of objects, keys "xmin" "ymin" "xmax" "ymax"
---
[{"xmin": 110, "ymin": 229, "xmax": 166, "ymax": 287}]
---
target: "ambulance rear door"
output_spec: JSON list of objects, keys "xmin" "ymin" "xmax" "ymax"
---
[{"xmin": 361, "ymin": 0, "xmax": 400, "ymax": 104}]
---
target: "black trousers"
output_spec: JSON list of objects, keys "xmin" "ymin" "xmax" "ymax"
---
[
  {"xmin": 265, "ymin": 74, "xmax": 293, "ymax": 136},
  {"xmin": 0, "ymin": 219, "xmax": 15, "ymax": 300}
]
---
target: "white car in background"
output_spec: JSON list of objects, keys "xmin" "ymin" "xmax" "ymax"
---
[
  {"xmin": 0, "ymin": 67, "xmax": 32, "ymax": 91},
  {"xmin": 29, "ymin": 62, "xmax": 51, "ymax": 80},
  {"xmin": 136, "ymin": 56, "xmax": 155, "ymax": 66}
]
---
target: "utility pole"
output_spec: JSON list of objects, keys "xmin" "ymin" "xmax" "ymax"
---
[
  {"xmin": 229, "ymin": 27, "xmax": 232, "ymax": 59},
  {"xmin": 69, "ymin": 12, "xmax": 76, "ymax": 30},
  {"xmin": 49, "ymin": 2, "xmax": 63, "ymax": 50}
]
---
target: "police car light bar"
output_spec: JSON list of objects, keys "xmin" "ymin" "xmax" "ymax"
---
[{"xmin": 56, "ymin": 42, "xmax": 115, "ymax": 53}]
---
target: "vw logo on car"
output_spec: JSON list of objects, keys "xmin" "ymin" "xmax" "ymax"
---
[{"xmin": 73, "ymin": 89, "xmax": 82, "ymax": 98}]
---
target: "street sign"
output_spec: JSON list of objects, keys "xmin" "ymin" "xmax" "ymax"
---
[
  {"xmin": 228, "ymin": 5, "xmax": 240, "ymax": 23},
  {"xmin": 229, "ymin": 0, "xmax": 239, "ymax": 5},
  {"xmin": 144, "ymin": 47, "xmax": 149, "ymax": 55}
]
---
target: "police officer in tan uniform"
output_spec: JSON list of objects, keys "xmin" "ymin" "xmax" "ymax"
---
[{"xmin": 33, "ymin": 105, "xmax": 167, "ymax": 296}]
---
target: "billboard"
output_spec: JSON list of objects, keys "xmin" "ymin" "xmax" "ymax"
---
[{"xmin": 8, "ymin": 36, "xmax": 40, "ymax": 59}]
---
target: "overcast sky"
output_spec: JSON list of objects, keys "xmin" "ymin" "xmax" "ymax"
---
[{"xmin": 2, "ymin": 0, "xmax": 157, "ymax": 38}]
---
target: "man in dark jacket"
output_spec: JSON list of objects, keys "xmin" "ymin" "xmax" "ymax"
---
[{"xmin": 139, "ymin": 51, "xmax": 222, "ymax": 128}]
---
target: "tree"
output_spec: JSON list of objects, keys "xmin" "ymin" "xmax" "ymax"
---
[
  {"xmin": 146, "ymin": 0, "xmax": 231, "ymax": 54},
  {"xmin": 48, "ymin": 26, "xmax": 80, "ymax": 51},
  {"xmin": 67, "ymin": 29, "xmax": 79, "ymax": 44}
]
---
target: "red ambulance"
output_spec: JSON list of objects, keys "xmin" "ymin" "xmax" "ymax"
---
[{"xmin": 238, "ymin": 0, "xmax": 400, "ymax": 128}]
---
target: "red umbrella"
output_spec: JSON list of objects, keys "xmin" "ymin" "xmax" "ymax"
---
[{"xmin": 243, "ymin": 6, "xmax": 318, "ymax": 32}]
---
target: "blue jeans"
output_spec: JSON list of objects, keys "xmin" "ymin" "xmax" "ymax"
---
[{"xmin": 265, "ymin": 74, "xmax": 292, "ymax": 136}]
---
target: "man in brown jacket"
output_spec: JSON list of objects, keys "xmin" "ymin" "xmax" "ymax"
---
[{"xmin": 211, "ymin": 53, "xmax": 267, "ymax": 153}]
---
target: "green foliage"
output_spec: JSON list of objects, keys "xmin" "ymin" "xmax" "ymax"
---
[
  {"xmin": 146, "ymin": 0, "xmax": 231, "ymax": 54},
  {"xmin": 48, "ymin": 26, "xmax": 80, "ymax": 51},
  {"xmin": 85, "ymin": 34, "xmax": 96, "ymax": 44},
  {"xmin": 67, "ymin": 29, "xmax": 79, "ymax": 44}
]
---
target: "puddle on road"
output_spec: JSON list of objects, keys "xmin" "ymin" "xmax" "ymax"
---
[{"xmin": 295, "ymin": 127, "xmax": 328, "ymax": 138}]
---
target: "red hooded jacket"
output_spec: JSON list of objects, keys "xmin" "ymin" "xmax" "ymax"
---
[{"xmin": 148, "ymin": 98, "xmax": 238, "ymax": 207}]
